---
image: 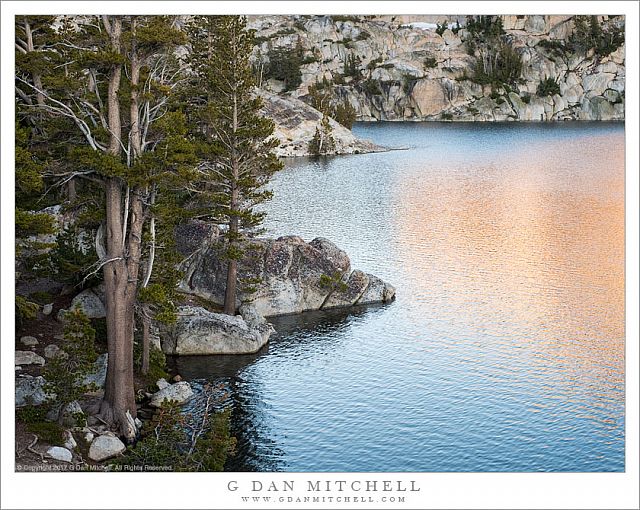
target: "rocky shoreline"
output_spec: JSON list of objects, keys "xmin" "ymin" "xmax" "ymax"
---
[
  {"xmin": 260, "ymin": 91, "xmax": 388, "ymax": 157},
  {"xmin": 15, "ymin": 225, "xmax": 396, "ymax": 470}
]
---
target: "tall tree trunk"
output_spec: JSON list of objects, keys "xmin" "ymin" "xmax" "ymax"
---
[
  {"xmin": 129, "ymin": 19, "xmax": 142, "ymax": 161},
  {"xmin": 224, "ymin": 192, "xmax": 239, "ymax": 315},
  {"xmin": 129, "ymin": 22, "xmax": 152, "ymax": 375},
  {"xmin": 98, "ymin": 16, "xmax": 137, "ymax": 442},
  {"xmin": 140, "ymin": 193, "xmax": 156, "ymax": 374},
  {"xmin": 67, "ymin": 178, "xmax": 76, "ymax": 202},
  {"xmin": 23, "ymin": 18, "xmax": 45, "ymax": 106},
  {"xmin": 224, "ymin": 90, "xmax": 240, "ymax": 316}
]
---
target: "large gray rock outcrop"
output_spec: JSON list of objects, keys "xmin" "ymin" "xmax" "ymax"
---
[
  {"xmin": 179, "ymin": 235, "xmax": 396, "ymax": 317},
  {"xmin": 161, "ymin": 306, "xmax": 273, "ymax": 355},
  {"xmin": 259, "ymin": 91, "xmax": 386, "ymax": 157}
]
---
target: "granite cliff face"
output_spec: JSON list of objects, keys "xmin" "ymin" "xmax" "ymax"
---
[{"xmin": 249, "ymin": 15, "xmax": 625, "ymax": 122}]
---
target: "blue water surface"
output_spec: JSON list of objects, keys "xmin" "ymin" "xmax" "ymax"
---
[{"xmin": 174, "ymin": 122, "xmax": 625, "ymax": 472}]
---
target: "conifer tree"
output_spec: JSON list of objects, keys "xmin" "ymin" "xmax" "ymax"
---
[
  {"xmin": 44, "ymin": 307, "xmax": 98, "ymax": 423},
  {"xmin": 15, "ymin": 15, "xmax": 191, "ymax": 439},
  {"xmin": 309, "ymin": 115, "xmax": 336, "ymax": 156},
  {"xmin": 184, "ymin": 15, "xmax": 282, "ymax": 315}
]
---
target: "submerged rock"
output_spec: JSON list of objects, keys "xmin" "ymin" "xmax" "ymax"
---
[
  {"xmin": 179, "ymin": 235, "xmax": 396, "ymax": 317},
  {"xmin": 161, "ymin": 306, "xmax": 273, "ymax": 355}
]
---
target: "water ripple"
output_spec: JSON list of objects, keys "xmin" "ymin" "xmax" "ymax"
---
[{"xmin": 178, "ymin": 122, "xmax": 624, "ymax": 472}]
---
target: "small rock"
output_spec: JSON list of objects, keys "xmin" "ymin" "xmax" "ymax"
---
[
  {"xmin": 70, "ymin": 285, "xmax": 106, "ymax": 319},
  {"xmin": 64, "ymin": 431, "xmax": 77, "ymax": 450},
  {"xmin": 84, "ymin": 432, "xmax": 95, "ymax": 443},
  {"xmin": 134, "ymin": 418, "xmax": 143, "ymax": 430},
  {"xmin": 46, "ymin": 401, "xmax": 84, "ymax": 427},
  {"xmin": 46, "ymin": 446, "xmax": 73, "ymax": 463},
  {"xmin": 42, "ymin": 303, "xmax": 54, "ymax": 315},
  {"xmin": 156, "ymin": 378, "xmax": 170, "ymax": 390},
  {"xmin": 172, "ymin": 374, "xmax": 182, "ymax": 382},
  {"xmin": 63, "ymin": 401, "xmax": 85, "ymax": 427},
  {"xmin": 149, "ymin": 381, "xmax": 194, "ymax": 408},
  {"xmin": 88, "ymin": 434, "xmax": 126, "ymax": 461},
  {"xmin": 44, "ymin": 344, "xmax": 62, "ymax": 359},
  {"xmin": 82, "ymin": 353, "xmax": 108, "ymax": 389},
  {"xmin": 20, "ymin": 336, "xmax": 39, "ymax": 346},
  {"xmin": 15, "ymin": 375, "xmax": 49, "ymax": 407},
  {"xmin": 15, "ymin": 350, "xmax": 45, "ymax": 366},
  {"xmin": 15, "ymin": 366, "xmax": 21, "ymax": 371}
]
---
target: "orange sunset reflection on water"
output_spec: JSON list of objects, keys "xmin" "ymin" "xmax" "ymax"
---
[
  {"xmin": 217, "ymin": 122, "xmax": 626, "ymax": 471},
  {"xmin": 392, "ymin": 133, "xmax": 624, "ymax": 397}
]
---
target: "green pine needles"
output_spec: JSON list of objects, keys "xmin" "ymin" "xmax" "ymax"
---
[
  {"xmin": 184, "ymin": 16, "xmax": 283, "ymax": 315},
  {"xmin": 464, "ymin": 15, "xmax": 523, "ymax": 87},
  {"xmin": 309, "ymin": 115, "xmax": 336, "ymax": 156},
  {"xmin": 43, "ymin": 307, "xmax": 98, "ymax": 421},
  {"xmin": 113, "ymin": 400, "xmax": 236, "ymax": 471}
]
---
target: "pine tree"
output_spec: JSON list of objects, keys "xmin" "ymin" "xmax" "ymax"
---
[
  {"xmin": 334, "ymin": 100, "xmax": 357, "ymax": 130},
  {"xmin": 15, "ymin": 15, "xmax": 192, "ymax": 440},
  {"xmin": 184, "ymin": 16, "xmax": 283, "ymax": 315},
  {"xmin": 44, "ymin": 307, "xmax": 98, "ymax": 423},
  {"xmin": 309, "ymin": 115, "xmax": 336, "ymax": 156},
  {"xmin": 14, "ymin": 15, "xmax": 58, "ymax": 269}
]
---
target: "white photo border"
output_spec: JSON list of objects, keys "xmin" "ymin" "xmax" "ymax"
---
[{"xmin": 1, "ymin": 2, "xmax": 638, "ymax": 509}]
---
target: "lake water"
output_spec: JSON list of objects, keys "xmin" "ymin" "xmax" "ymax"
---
[{"xmin": 173, "ymin": 122, "xmax": 625, "ymax": 472}]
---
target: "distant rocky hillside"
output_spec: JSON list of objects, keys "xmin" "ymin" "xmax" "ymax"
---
[{"xmin": 248, "ymin": 15, "xmax": 625, "ymax": 122}]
